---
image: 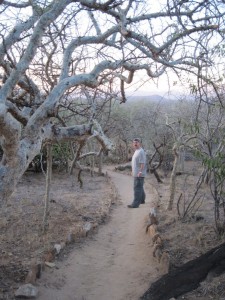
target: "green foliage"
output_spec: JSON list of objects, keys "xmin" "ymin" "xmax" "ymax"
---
[
  {"xmin": 52, "ymin": 143, "xmax": 72, "ymax": 161},
  {"xmin": 201, "ymin": 153, "xmax": 225, "ymax": 181},
  {"xmin": 183, "ymin": 122, "xmax": 200, "ymax": 135},
  {"xmin": 29, "ymin": 143, "xmax": 72, "ymax": 172}
]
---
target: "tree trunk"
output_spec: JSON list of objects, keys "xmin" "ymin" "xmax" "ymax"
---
[
  {"xmin": 150, "ymin": 169, "xmax": 163, "ymax": 183},
  {"xmin": 0, "ymin": 123, "xmax": 93, "ymax": 203},
  {"xmin": 69, "ymin": 140, "xmax": 86, "ymax": 175},
  {"xmin": 140, "ymin": 241, "xmax": 225, "ymax": 300},
  {"xmin": 178, "ymin": 146, "xmax": 185, "ymax": 173},
  {"xmin": 0, "ymin": 142, "xmax": 41, "ymax": 203},
  {"xmin": 42, "ymin": 143, "xmax": 52, "ymax": 232},
  {"xmin": 167, "ymin": 145, "xmax": 179, "ymax": 210},
  {"xmin": 98, "ymin": 149, "xmax": 103, "ymax": 174}
]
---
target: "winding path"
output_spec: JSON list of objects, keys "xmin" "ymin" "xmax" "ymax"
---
[{"xmin": 37, "ymin": 170, "xmax": 160, "ymax": 300}]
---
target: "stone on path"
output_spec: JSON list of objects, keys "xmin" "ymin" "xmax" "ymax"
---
[{"xmin": 15, "ymin": 283, "xmax": 38, "ymax": 298}]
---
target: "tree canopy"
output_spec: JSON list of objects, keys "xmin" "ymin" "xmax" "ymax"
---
[{"xmin": 0, "ymin": 0, "xmax": 225, "ymax": 201}]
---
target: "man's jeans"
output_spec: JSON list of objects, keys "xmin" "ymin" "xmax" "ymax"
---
[{"xmin": 132, "ymin": 177, "xmax": 145, "ymax": 207}]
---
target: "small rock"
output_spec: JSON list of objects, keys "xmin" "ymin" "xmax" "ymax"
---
[
  {"xmin": 83, "ymin": 222, "xmax": 92, "ymax": 235},
  {"xmin": 15, "ymin": 283, "xmax": 38, "ymax": 298},
  {"xmin": 54, "ymin": 243, "xmax": 62, "ymax": 254},
  {"xmin": 43, "ymin": 250, "xmax": 54, "ymax": 262},
  {"xmin": 25, "ymin": 263, "xmax": 42, "ymax": 284},
  {"xmin": 60, "ymin": 241, "xmax": 66, "ymax": 249},
  {"xmin": 67, "ymin": 232, "xmax": 75, "ymax": 243},
  {"xmin": 45, "ymin": 262, "xmax": 56, "ymax": 268}
]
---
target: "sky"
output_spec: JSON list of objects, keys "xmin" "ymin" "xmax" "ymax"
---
[
  {"xmin": 1, "ymin": 0, "xmax": 221, "ymax": 102},
  {"xmin": 125, "ymin": 69, "xmax": 185, "ymax": 98}
]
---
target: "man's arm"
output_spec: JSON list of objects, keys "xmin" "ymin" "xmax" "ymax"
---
[{"xmin": 138, "ymin": 163, "xmax": 145, "ymax": 177}]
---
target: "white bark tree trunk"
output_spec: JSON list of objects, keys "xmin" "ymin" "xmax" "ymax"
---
[{"xmin": 0, "ymin": 123, "xmax": 93, "ymax": 203}]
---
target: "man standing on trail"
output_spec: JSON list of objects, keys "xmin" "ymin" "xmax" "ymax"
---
[{"xmin": 128, "ymin": 138, "xmax": 147, "ymax": 208}]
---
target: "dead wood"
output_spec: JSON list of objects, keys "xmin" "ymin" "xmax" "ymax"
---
[
  {"xmin": 150, "ymin": 168, "xmax": 163, "ymax": 183},
  {"xmin": 140, "ymin": 241, "xmax": 225, "ymax": 300},
  {"xmin": 78, "ymin": 169, "xmax": 83, "ymax": 188}
]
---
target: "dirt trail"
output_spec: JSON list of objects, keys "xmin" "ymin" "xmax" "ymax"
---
[{"xmin": 37, "ymin": 169, "xmax": 160, "ymax": 300}]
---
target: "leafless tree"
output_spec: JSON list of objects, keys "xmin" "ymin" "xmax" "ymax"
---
[{"xmin": 166, "ymin": 117, "xmax": 197, "ymax": 210}]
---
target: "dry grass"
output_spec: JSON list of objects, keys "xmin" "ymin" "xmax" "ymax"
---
[{"xmin": 0, "ymin": 170, "xmax": 117, "ymax": 299}]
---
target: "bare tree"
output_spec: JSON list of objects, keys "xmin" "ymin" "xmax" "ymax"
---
[
  {"xmin": 166, "ymin": 117, "xmax": 197, "ymax": 210},
  {"xmin": 0, "ymin": 0, "xmax": 224, "ymax": 203}
]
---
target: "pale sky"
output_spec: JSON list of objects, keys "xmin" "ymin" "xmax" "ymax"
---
[{"xmin": 125, "ymin": 69, "xmax": 185, "ymax": 98}]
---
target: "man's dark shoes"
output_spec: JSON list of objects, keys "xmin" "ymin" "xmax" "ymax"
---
[
  {"xmin": 141, "ymin": 200, "xmax": 145, "ymax": 204},
  {"xmin": 127, "ymin": 204, "xmax": 139, "ymax": 208}
]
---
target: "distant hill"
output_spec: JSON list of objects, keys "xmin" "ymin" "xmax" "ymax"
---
[{"xmin": 127, "ymin": 94, "xmax": 169, "ymax": 103}]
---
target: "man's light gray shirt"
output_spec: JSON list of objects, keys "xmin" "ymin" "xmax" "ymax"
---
[{"xmin": 131, "ymin": 148, "xmax": 147, "ymax": 177}]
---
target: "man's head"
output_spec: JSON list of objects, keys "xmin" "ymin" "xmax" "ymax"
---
[{"xmin": 132, "ymin": 138, "xmax": 141, "ymax": 149}]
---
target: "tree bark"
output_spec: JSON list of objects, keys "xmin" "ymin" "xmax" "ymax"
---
[
  {"xmin": 42, "ymin": 143, "xmax": 52, "ymax": 233},
  {"xmin": 140, "ymin": 241, "xmax": 225, "ymax": 300},
  {"xmin": 98, "ymin": 149, "xmax": 103, "ymax": 174},
  {"xmin": 0, "ymin": 123, "xmax": 93, "ymax": 204},
  {"xmin": 150, "ymin": 169, "xmax": 163, "ymax": 183},
  {"xmin": 167, "ymin": 144, "xmax": 179, "ymax": 210}
]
